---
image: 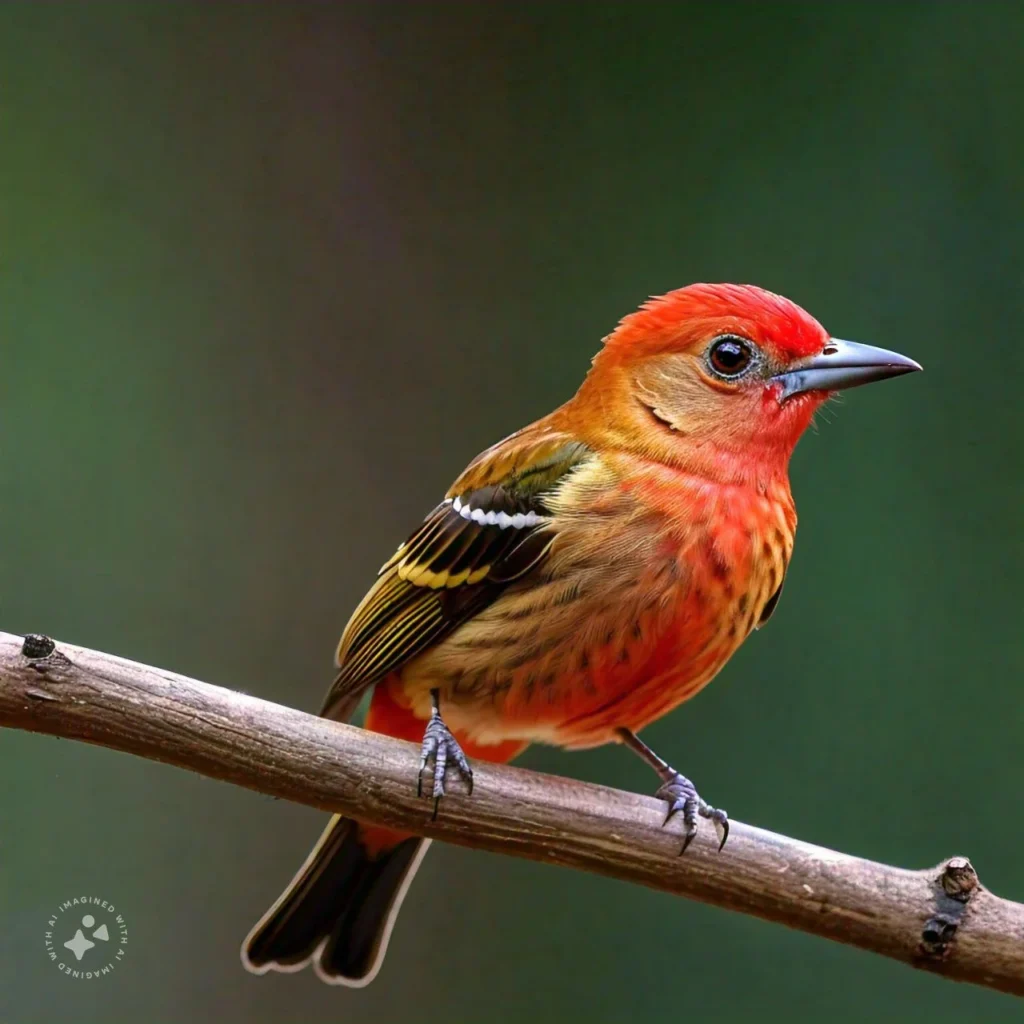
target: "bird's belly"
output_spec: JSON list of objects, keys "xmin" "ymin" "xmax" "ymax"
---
[{"xmin": 394, "ymin": 549, "xmax": 764, "ymax": 749}]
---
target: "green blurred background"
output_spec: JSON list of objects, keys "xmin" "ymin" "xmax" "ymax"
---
[{"xmin": 3, "ymin": 3, "xmax": 1022, "ymax": 1022}]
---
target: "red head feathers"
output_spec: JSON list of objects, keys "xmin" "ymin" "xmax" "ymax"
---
[{"xmin": 599, "ymin": 283, "xmax": 828, "ymax": 365}]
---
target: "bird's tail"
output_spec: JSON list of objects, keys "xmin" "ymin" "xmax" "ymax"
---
[
  {"xmin": 241, "ymin": 813, "xmax": 430, "ymax": 986},
  {"xmin": 242, "ymin": 682, "xmax": 526, "ymax": 986}
]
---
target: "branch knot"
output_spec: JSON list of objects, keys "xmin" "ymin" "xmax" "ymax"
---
[
  {"xmin": 920, "ymin": 913, "xmax": 959, "ymax": 959},
  {"xmin": 21, "ymin": 634, "xmax": 55, "ymax": 659},
  {"xmin": 940, "ymin": 857, "xmax": 978, "ymax": 902}
]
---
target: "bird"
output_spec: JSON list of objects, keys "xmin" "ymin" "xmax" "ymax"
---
[{"xmin": 241, "ymin": 282, "xmax": 921, "ymax": 987}]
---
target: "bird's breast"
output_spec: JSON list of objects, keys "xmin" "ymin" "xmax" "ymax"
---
[{"xmin": 397, "ymin": 458, "xmax": 795, "ymax": 747}]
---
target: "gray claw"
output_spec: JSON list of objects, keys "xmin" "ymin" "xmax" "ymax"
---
[
  {"xmin": 417, "ymin": 710, "xmax": 473, "ymax": 816},
  {"xmin": 655, "ymin": 772, "xmax": 728, "ymax": 855}
]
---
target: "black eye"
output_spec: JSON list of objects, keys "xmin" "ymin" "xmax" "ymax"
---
[{"xmin": 707, "ymin": 335, "xmax": 755, "ymax": 378}]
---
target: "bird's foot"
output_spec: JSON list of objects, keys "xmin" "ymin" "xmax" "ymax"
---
[
  {"xmin": 655, "ymin": 771, "xmax": 729, "ymax": 855},
  {"xmin": 417, "ymin": 701, "xmax": 473, "ymax": 820}
]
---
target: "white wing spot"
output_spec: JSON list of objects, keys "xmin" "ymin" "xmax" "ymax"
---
[{"xmin": 452, "ymin": 496, "xmax": 547, "ymax": 529}]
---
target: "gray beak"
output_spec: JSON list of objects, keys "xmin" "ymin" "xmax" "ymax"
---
[{"xmin": 772, "ymin": 338, "xmax": 922, "ymax": 401}]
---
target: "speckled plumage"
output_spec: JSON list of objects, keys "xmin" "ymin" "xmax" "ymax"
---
[{"xmin": 389, "ymin": 442, "xmax": 794, "ymax": 749}]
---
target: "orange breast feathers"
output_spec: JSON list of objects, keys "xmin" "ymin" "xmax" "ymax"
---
[{"xmin": 388, "ymin": 451, "xmax": 795, "ymax": 749}]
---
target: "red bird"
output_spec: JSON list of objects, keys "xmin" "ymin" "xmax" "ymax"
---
[{"xmin": 242, "ymin": 283, "xmax": 920, "ymax": 986}]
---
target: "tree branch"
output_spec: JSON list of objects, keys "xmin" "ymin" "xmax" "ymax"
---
[{"xmin": 1, "ymin": 631, "xmax": 1021, "ymax": 997}]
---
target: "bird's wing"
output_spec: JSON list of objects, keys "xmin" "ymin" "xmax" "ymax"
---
[
  {"xmin": 756, "ymin": 576, "xmax": 785, "ymax": 627},
  {"xmin": 320, "ymin": 430, "xmax": 593, "ymax": 718}
]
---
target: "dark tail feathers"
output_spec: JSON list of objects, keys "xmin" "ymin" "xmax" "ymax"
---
[{"xmin": 242, "ymin": 814, "xmax": 428, "ymax": 987}]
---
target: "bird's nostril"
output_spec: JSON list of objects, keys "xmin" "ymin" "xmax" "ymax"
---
[{"xmin": 822, "ymin": 344, "xmax": 838, "ymax": 356}]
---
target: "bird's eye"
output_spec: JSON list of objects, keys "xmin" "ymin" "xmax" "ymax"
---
[{"xmin": 707, "ymin": 335, "xmax": 755, "ymax": 379}]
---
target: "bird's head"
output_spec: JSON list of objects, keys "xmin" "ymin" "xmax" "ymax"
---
[{"xmin": 577, "ymin": 283, "xmax": 920, "ymax": 478}]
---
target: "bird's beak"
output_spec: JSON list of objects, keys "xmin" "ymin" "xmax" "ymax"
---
[{"xmin": 772, "ymin": 338, "xmax": 922, "ymax": 401}]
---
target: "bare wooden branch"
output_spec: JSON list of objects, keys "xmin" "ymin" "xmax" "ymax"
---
[{"xmin": 1, "ymin": 631, "xmax": 1021, "ymax": 996}]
